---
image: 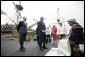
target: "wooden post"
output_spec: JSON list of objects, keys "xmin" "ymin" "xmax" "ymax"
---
[{"xmin": 17, "ymin": 16, "xmax": 19, "ymax": 25}]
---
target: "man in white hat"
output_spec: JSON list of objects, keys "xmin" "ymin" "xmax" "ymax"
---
[
  {"xmin": 68, "ymin": 19, "xmax": 76, "ymax": 27},
  {"xmin": 67, "ymin": 18, "xmax": 84, "ymax": 56}
]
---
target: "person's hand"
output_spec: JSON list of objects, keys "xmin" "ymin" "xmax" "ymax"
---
[
  {"xmin": 17, "ymin": 31, "xmax": 19, "ymax": 33},
  {"xmin": 65, "ymin": 36, "xmax": 69, "ymax": 39},
  {"xmin": 63, "ymin": 38, "xmax": 67, "ymax": 39},
  {"xmin": 80, "ymin": 50, "xmax": 84, "ymax": 54},
  {"xmin": 63, "ymin": 37, "xmax": 68, "ymax": 39},
  {"xmin": 42, "ymin": 30, "xmax": 46, "ymax": 32}
]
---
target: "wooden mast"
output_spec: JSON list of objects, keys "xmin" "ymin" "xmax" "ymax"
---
[{"xmin": 17, "ymin": 16, "xmax": 19, "ymax": 25}]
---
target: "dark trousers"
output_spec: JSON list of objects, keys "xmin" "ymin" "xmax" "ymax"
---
[
  {"xmin": 71, "ymin": 46, "xmax": 80, "ymax": 56},
  {"xmin": 37, "ymin": 35, "xmax": 40, "ymax": 46},
  {"xmin": 46, "ymin": 34, "xmax": 51, "ymax": 43},
  {"xmin": 39, "ymin": 33, "xmax": 46, "ymax": 49},
  {"xmin": 19, "ymin": 33, "xmax": 26, "ymax": 49}
]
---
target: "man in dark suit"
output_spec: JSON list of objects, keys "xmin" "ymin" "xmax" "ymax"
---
[
  {"xmin": 18, "ymin": 17, "xmax": 27, "ymax": 52},
  {"xmin": 38, "ymin": 17, "xmax": 48, "ymax": 51}
]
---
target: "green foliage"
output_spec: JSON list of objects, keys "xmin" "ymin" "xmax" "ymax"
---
[{"xmin": 27, "ymin": 28, "xmax": 37, "ymax": 40}]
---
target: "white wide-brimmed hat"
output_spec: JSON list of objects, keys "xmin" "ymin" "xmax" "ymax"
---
[{"xmin": 68, "ymin": 19, "xmax": 76, "ymax": 23}]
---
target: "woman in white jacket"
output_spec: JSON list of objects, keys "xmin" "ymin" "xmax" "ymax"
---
[
  {"xmin": 58, "ymin": 22, "xmax": 66, "ymax": 39},
  {"xmin": 46, "ymin": 27, "xmax": 51, "ymax": 43}
]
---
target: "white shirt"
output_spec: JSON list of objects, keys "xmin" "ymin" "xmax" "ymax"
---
[
  {"xmin": 46, "ymin": 29, "xmax": 50, "ymax": 35},
  {"xmin": 58, "ymin": 26, "xmax": 66, "ymax": 34},
  {"xmin": 24, "ymin": 21, "xmax": 27, "ymax": 26},
  {"xmin": 68, "ymin": 24, "xmax": 76, "ymax": 37}
]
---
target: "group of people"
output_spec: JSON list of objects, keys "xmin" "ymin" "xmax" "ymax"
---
[{"xmin": 17, "ymin": 16, "xmax": 84, "ymax": 56}]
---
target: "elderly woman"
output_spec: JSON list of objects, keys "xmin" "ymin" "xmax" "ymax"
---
[{"xmin": 51, "ymin": 25, "xmax": 57, "ymax": 45}]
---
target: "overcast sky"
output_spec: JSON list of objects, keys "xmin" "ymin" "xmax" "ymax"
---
[{"xmin": 1, "ymin": 1, "xmax": 84, "ymax": 32}]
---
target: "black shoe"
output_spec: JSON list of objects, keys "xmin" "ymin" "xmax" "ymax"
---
[
  {"xmin": 52, "ymin": 43, "xmax": 55, "ymax": 45},
  {"xmin": 23, "ymin": 47, "xmax": 25, "ymax": 49},
  {"xmin": 43, "ymin": 47, "xmax": 48, "ymax": 49},
  {"xmin": 20, "ymin": 47, "xmax": 25, "ymax": 49},
  {"xmin": 40, "ymin": 48, "xmax": 44, "ymax": 51},
  {"xmin": 20, "ymin": 48, "xmax": 25, "ymax": 52}
]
